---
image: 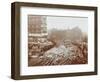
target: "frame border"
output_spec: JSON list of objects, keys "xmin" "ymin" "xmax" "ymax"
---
[{"xmin": 11, "ymin": 2, "xmax": 98, "ymax": 80}]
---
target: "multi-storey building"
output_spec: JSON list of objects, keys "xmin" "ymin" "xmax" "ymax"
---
[
  {"xmin": 28, "ymin": 15, "xmax": 47, "ymax": 34},
  {"xmin": 28, "ymin": 15, "xmax": 54, "ymax": 57}
]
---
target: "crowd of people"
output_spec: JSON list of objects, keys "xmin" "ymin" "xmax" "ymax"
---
[{"xmin": 28, "ymin": 39, "xmax": 88, "ymax": 66}]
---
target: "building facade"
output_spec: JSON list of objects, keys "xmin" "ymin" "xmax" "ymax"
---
[
  {"xmin": 28, "ymin": 15, "xmax": 48, "ymax": 42},
  {"xmin": 28, "ymin": 15, "xmax": 54, "ymax": 57},
  {"xmin": 28, "ymin": 15, "xmax": 47, "ymax": 34}
]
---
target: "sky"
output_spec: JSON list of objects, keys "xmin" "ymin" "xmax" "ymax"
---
[{"xmin": 46, "ymin": 16, "xmax": 88, "ymax": 33}]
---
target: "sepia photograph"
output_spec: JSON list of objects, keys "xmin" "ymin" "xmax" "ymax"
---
[
  {"xmin": 28, "ymin": 15, "xmax": 88, "ymax": 66},
  {"xmin": 11, "ymin": 2, "xmax": 97, "ymax": 79}
]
